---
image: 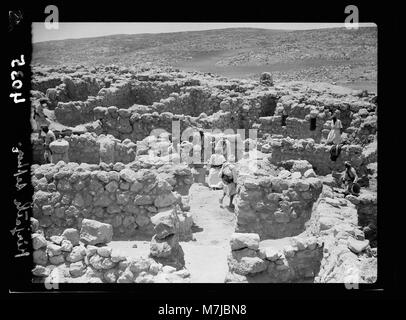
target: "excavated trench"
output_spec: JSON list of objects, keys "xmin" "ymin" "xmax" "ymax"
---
[{"xmin": 31, "ymin": 66, "xmax": 377, "ymax": 283}]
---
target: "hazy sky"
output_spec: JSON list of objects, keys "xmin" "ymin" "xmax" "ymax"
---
[{"xmin": 32, "ymin": 22, "xmax": 376, "ymax": 43}]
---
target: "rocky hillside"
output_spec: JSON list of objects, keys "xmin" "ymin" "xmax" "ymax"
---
[{"xmin": 32, "ymin": 27, "xmax": 377, "ymax": 91}]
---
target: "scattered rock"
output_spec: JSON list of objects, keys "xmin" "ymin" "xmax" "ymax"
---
[
  {"xmin": 32, "ymin": 233, "xmax": 47, "ymax": 250},
  {"xmin": 348, "ymin": 238, "xmax": 369, "ymax": 254},
  {"xmin": 80, "ymin": 219, "xmax": 113, "ymax": 245},
  {"xmin": 230, "ymin": 233, "xmax": 260, "ymax": 250},
  {"xmin": 304, "ymin": 169, "xmax": 316, "ymax": 178},
  {"xmin": 62, "ymin": 228, "xmax": 80, "ymax": 246}
]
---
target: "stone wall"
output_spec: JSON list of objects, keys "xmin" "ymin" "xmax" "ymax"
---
[
  {"xmin": 225, "ymin": 233, "xmax": 323, "ymax": 283},
  {"xmin": 54, "ymin": 95, "xmax": 104, "ymax": 126},
  {"xmin": 267, "ymin": 137, "xmax": 366, "ymax": 176},
  {"xmin": 31, "ymin": 160, "xmax": 193, "ymax": 239},
  {"xmin": 313, "ymin": 186, "xmax": 376, "ymax": 283},
  {"xmin": 258, "ymin": 116, "xmax": 325, "ymax": 142},
  {"xmin": 94, "ymin": 106, "xmax": 201, "ymax": 143},
  {"xmin": 346, "ymin": 190, "xmax": 377, "ymax": 247},
  {"xmin": 153, "ymin": 86, "xmax": 222, "ymax": 117},
  {"xmin": 32, "ymin": 133, "xmax": 137, "ymax": 165},
  {"xmin": 32, "ymin": 76, "xmax": 62, "ymax": 93},
  {"xmin": 31, "ymin": 219, "xmax": 191, "ymax": 283},
  {"xmin": 67, "ymin": 133, "xmax": 137, "ymax": 164},
  {"xmin": 47, "ymin": 75, "xmax": 102, "ymax": 111},
  {"xmin": 258, "ymin": 85, "xmax": 377, "ymax": 146},
  {"xmin": 52, "ymin": 76, "xmax": 200, "ymax": 126},
  {"xmin": 33, "ymin": 67, "xmax": 377, "ymax": 150},
  {"xmin": 234, "ymin": 163, "xmax": 323, "ymax": 239}
]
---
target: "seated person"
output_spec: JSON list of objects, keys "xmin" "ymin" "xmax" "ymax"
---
[{"xmin": 343, "ymin": 161, "xmax": 360, "ymax": 196}]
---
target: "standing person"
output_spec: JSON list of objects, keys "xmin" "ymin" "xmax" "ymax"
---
[
  {"xmin": 199, "ymin": 129, "xmax": 205, "ymax": 163},
  {"xmin": 180, "ymin": 140, "xmax": 194, "ymax": 164},
  {"xmin": 34, "ymin": 104, "xmax": 50, "ymax": 137},
  {"xmin": 215, "ymin": 137, "xmax": 232, "ymax": 160},
  {"xmin": 281, "ymin": 109, "xmax": 288, "ymax": 127},
  {"xmin": 206, "ymin": 146, "xmax": 226, "ymax": 189},
  {"xmin": 219, "ymin": 159, "xmax": 238, "ymax": 209},
  {"xmin": 327, "ymin": 111, "xmax": 343, "ymax": 145},
  {"xmin": 42, "ymin": 126, "xmax": 56, "ymax": 163},
  {"xmin": 343, "ymin": 161, "xmax": 360, "ymax": 196},
  {"xmin": 156, "ymin": 132, "xmax": 171, "ymax": 157}
]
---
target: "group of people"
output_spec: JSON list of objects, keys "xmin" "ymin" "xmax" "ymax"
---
[
  {"xmin": 146, "ymin": 132, "xmax": 238, "ymax": 208},
  {"xmin": 32, "ymin": 101, "xmax": 56, "ymax": 164},
  {"xmin": 325, "ymin": 111, "xmax": 360, "ymax": 196}
]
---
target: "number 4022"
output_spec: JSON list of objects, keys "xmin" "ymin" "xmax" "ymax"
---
[{"xmin": 10, "ymin": 54, "xmax": 26, "ymax": 104}]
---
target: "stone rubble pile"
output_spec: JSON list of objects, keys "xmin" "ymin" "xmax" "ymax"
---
[
  {"xmin": 149, "ymin": 206, "xmax": 186, "ymax": 270},
  {"xmin": 31, "ymin": 218, "xmax": 191, "ymax": 283},
  {"xmin": 225, "ymin": 232, "xmax": 323, "ymax": 283},
  {"xmin": 314, "ymin": 185, "xmax": 376, "ymax": 283}
]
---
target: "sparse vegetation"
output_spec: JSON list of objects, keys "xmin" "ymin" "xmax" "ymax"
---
[{"xmin": 33, "ymin": 27, "xmax": 377, "ymax": 91}]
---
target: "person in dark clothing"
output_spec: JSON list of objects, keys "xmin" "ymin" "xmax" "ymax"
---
[
  {"xmin": 343, "ymin": 161, "xmax": 360, "ymax": 196},
  {"xmin": 199, "ymin": 129, "xmax": 205, "ymax": 163},
  {"xmin": 330, "ymin": 144, "xmax": 342, "ymax": 161},
  {"xmin": 281, "ymin": 109, "xmax": 288, "ymax": 127},
  {"xmin": 42, "ymin": 126, "xmax": 56, "ymax": 163}
]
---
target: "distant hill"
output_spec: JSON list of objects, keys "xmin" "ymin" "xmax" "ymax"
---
[{"xmin": 32, "ymin": 27, "xmax": 377, "ymax": 91}]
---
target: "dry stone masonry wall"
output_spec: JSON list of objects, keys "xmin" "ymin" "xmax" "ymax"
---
[
  {"xmin": 267, "ymin": 137, "xmax": 367, "ymax": 176},
  {"xmin": 31, "ymin": 218, "xmax": 191, "ymax": 283},
  {"xmin": 32, "ymin": 133, "xmax": 137, "ymax": 165},
  {"xmin": 31, "ymin": 64, "xmax": 377, "ymax": 284},
  {"xmin": 31, "ymin": 160, "xmax": 193, "ymax": 240},
  {"xmin": 234, "ymin": 160, "xmax": 322, "ymax": 239},
  {"xmin": 225, "ymin": 233, "xmax": 323, "ymax": 283}
]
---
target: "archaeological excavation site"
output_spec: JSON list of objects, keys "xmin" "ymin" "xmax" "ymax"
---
[{"xmin": 29, "ymin": 62, "xmax": 377, "ymax": 284}]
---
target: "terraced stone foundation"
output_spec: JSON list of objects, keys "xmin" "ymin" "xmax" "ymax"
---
[
  {"xmin": 30, "ymin": 65, "xmax": 377, "ymax": 284},
  {"xmin": 31, "ymin": 160, "xmax": 193, "ymax": 240},
  {"xmin": 234, "ymin": 160, "xmax": 322, "ymax": 239}
]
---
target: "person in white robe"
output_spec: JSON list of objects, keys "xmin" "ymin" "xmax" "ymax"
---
[
  {"xmin": 180, "ymin": 141, "xmax": 194, "ymax": 164},
  {"xmin": 206, "ymin": 146, "xmax": 226, "ymax": 189},
  {"xmin": 327, "ymin": 112, "xmax": 343, "ymax": 145},
  {"xmin": 218, "ymin": 160, "xmax": 238, "ymax": 209}
]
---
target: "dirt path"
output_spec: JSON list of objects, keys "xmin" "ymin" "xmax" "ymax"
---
[
  {"xmin": 182, "ymin": 183, "xmax": 237, "ymax": 282},
  {"xmin": 106, "ymin": 183, "xmax": 237, "ymax": 282},
  {"xmin": 188, "ymin": 184, "xmax": 236, "ymax": 246}
]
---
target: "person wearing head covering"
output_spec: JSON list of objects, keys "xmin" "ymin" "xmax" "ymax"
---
[
  {"xmin": 343, "ymin": 161, "xmax": 359, "ymax": 195},
  {"xmin": 215, "ymin": 137, "xmax": 232, "ymax": 160},
  {"xmin": 281, "ymin": 108, "xmax": 288, "ymax": 127},
  {"xmin": 42, "ymin": 126, "xmax": 56, "ymax": 163},
  {"xmin": 218, "ymin": 158, "xmax": 238, "ymax": 209},
  {"xmin": 206, "ymin": 145, "xmax": 226, "ymax": 189},
  {"xmin": 326, "ymin": 111, "xmax": 343, "ymax": 145},
  {"xmin": 180, "ymin": 140, "xmax": 194, "ymax": 164},
  {"xmin": 155, "ymin": 132, "xmax": 171, "ymax": 157},
  {"xmin": 33, "ymin": 103, "xmax": 50, "ymax": 137}
]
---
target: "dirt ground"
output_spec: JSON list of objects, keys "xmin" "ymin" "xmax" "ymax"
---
[{"xmin": 107, "ymin": 183, "xmax": 237, "ymax": 283}]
